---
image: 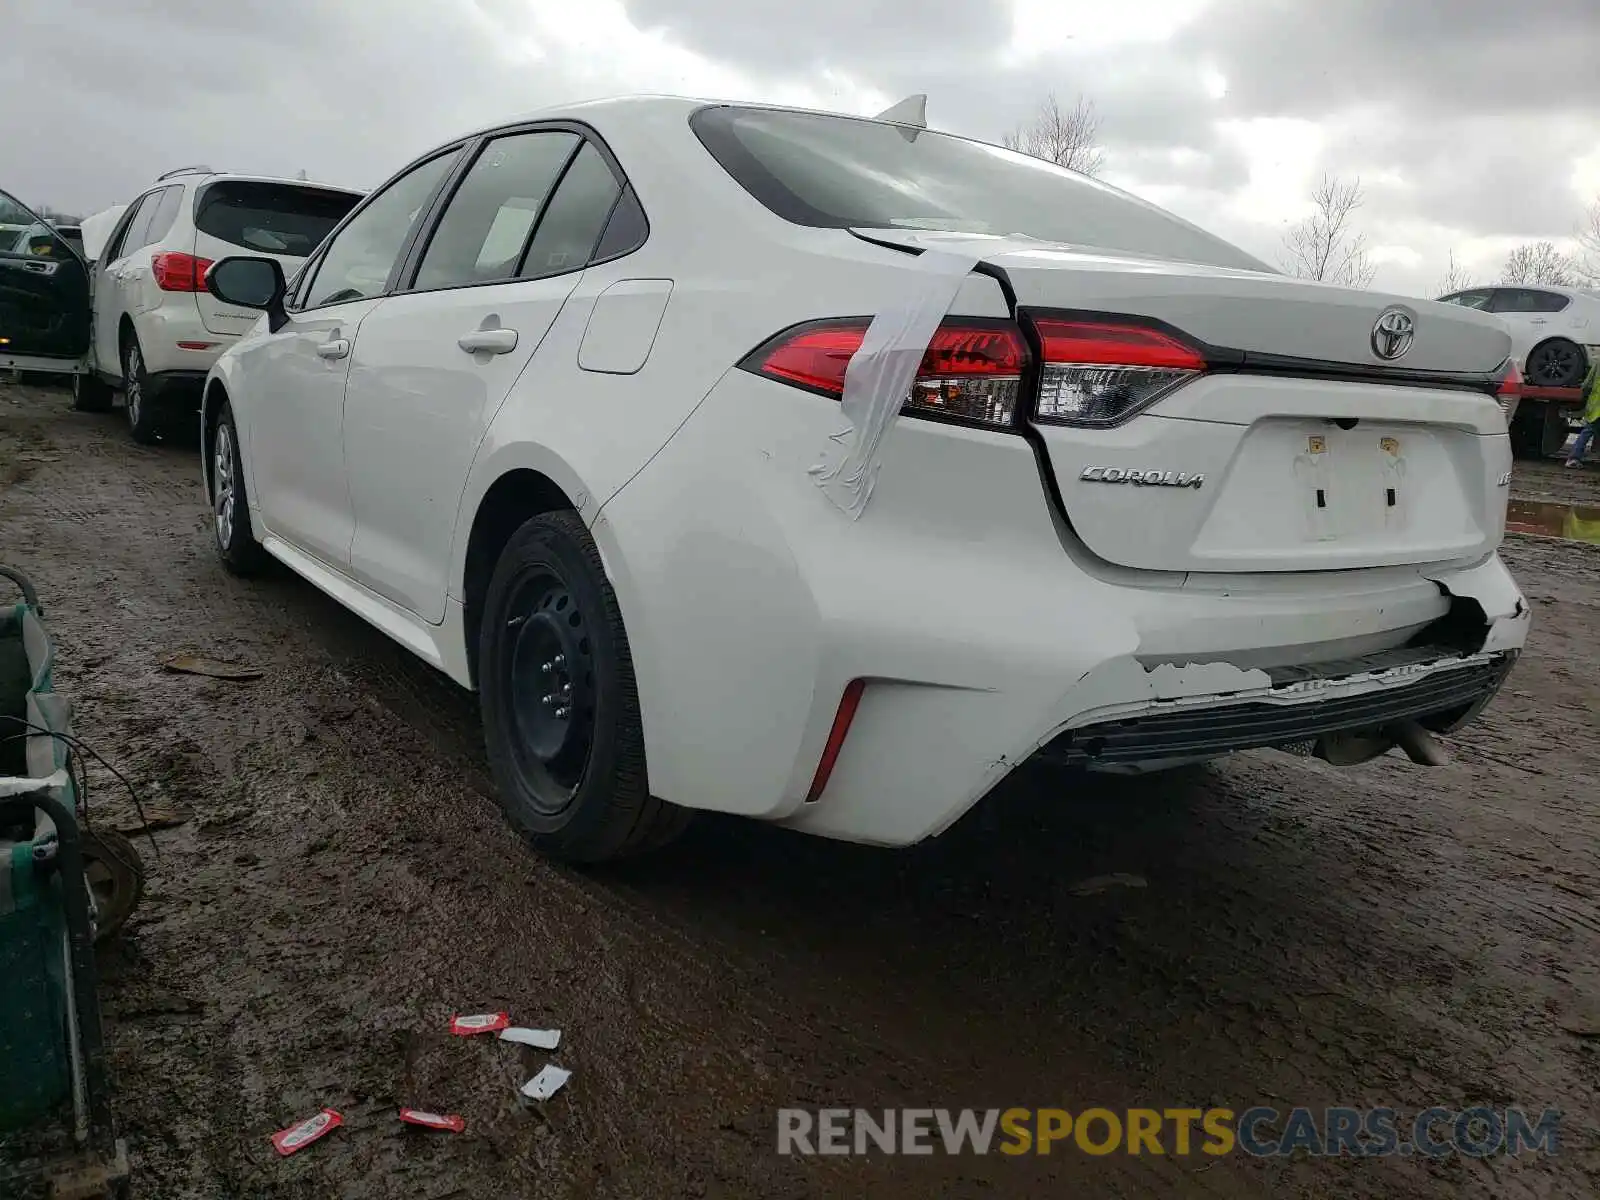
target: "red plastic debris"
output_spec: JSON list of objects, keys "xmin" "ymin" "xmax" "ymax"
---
[
  {"xmin": 399, "ymin": 1108, "xmax": 467, "ymax": 1133},
  {"xmin": 271, "ymin": 1108, "xmax": 343, "ymax": 1156},
  {"xmin": 450, "ymin": 1012, "xmax": 509, "ymax": 1036}
]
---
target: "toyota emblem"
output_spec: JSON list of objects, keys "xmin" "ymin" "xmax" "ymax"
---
[{"xmin": 1371, "ymin": 309, "xmax": 1415, "ymax": 361}]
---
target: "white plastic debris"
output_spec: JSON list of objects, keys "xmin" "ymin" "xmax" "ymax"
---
[
  {"xmin": 809, "ymin": 249, "xmax": 981, "ymax": 519},
  {"xmin": 499, "ymin": 1027, "xmax": 561, "ymax": 1050},
  {"xmin": 519, "ymin": 1065, "xmax": 572, "ymax": 1102}
]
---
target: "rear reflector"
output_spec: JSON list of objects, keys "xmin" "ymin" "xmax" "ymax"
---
[
  {"xmin": 151, "ymin": 251, "xmax": 215, "ymax": 292},
  {"xmin": 805, "ymin": 679, "xmax": 866, "ymax": 803},
  {"xmin": 742, "ymin": 319, "xmax": 1027, "ymax": 428},
  {"xmin": 176, "ymin": 341, "xmax": 217, "ymax": 351},
  {"xmin": 1030, "ymin": 316, "xmax": 1206, "ymax": 428}
]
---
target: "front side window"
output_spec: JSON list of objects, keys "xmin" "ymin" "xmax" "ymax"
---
[
  {"xmin": 691, "ymin": 105, "xmax": 1268, "ymax": 272},
  {"xmin": 302, "ymin": 149, "xmax": 460, "ymax": 309},
  {"xmin": 1440, "ymin": 288, "xmax": 1494, "ymax": 310},
  {"xmin": 413, "ymin": 131, "xmax": 579, "ymax": 291}
]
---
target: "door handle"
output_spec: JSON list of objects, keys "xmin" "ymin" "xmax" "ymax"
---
[
  {"xmin": 457, "ymin": 328, "xmax": 518, "ymax": 355},
  {"xmin": 1, "ymin": 258, "xmax": 58, "ymax": 277},
  {"xmin": 316, "ymin": 338, "xmax": 351, "ymax": 360}
]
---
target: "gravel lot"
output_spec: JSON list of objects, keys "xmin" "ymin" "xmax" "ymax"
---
[{"xmin": 2, "ymin": 379, "xmax": 1596, "ymax": 1198}]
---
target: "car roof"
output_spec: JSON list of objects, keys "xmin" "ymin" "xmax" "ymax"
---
[
  {"xmin": 149, "ymin": 169, "xmax": 364, "ymax": 196},
  {"xmin": 459, "ymin": 93, "xmax": 905, "ymax": 141}
]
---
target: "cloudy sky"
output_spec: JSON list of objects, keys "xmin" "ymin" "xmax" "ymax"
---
[{"xmin": 4, "ymin": 0, "xmax": 1597, "ymax": 296}]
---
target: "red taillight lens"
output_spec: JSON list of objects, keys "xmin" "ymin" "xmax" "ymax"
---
[
  {"xmin": 151, "ymin": 251, "xmax": 215, "ymax": 292},
  {"xmin": 743, "ymin": 318, "xmax": 1029, "ymax": 427},
  {"xmin": 1030, "ymin": 316, "xmax": 1206, "ymax": 428},
  {"xmin": 1496, "ymin": 361, "xmax": 1521, "ymax": 398}
]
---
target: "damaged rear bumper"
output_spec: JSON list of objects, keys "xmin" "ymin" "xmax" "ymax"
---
[{"xmin": 601, "ymin": 367, "xmax": 1530, "ymax": 849}]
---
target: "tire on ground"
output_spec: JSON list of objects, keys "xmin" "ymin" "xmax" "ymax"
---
[
  {"xmin": 71, "ymin": 369, "xmax": 115, "ymax": 413},
  {"xmin": 121, "ymin": 331, "xmax": 163, "ymax": 445},
  {"xmin": 209, "ymin": 401, "xmax": 269, "ymax": 575},
  {"xmin": 478, "ymin": 510, "xmax": 686, "ymax": 863}
]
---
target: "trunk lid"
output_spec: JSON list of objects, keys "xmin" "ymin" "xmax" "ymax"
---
[{"xmin": 856, "ymin": 229, "xmax": 1515, "ymax": 573}]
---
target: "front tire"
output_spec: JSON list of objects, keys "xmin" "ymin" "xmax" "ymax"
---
[
  {"xmin": 71, "ymin": 369, "xmax": 114, "ymax": 413},
  {"xmin": 209, "ymin": 402, "xmax": 268, "ymax": 574},
  {"xmin": 478, "ymin": 510, "xmax": 685, "ymax": 863},
  {"xmin": 121, "ymin": 332, "xmax": 162, "ymax": 445}
]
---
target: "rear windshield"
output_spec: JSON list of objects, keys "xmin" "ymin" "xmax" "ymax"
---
[
  {"xmin": 194, "ymin": 181, "xmax": 363, "ymax": 258},
  {"xmin": 691, "ymin": 106, "xmax": 1268, "ymax": 272}
]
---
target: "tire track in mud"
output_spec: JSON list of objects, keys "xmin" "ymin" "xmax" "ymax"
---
[{"xmin": 2, "ymin": 380, "xmax": 1597, "ymax": 1199}]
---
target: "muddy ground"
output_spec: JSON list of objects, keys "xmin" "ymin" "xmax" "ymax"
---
[{"xmin": 1, "ymin": 379, "xmax": 1597, "ymax": 1198}]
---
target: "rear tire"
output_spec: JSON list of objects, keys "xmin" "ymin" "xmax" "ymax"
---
[
  {"xmin": 71, "ymin": 369, "xmax": 114, "ymax": 412},
  {"xmin": 209, "ymin": 402, "xmax": 269, "ymax": 575},
  {"xmin": 478, "ymin": 510, "xmax": 686, "ymax": 863},
  {"xmin": 1509, "ymin": 400, "xmax": 1572, "ymax": 460},
  {"xmin": 1524, "ymin": 338, "xmax": 1587, "ymax": 389},
  {"xmin": 121, "ymin": 332, "xmax": 162, "ymax": 445}
]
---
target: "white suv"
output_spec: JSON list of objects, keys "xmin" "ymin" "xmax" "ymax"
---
[
  {"xmin": 68, "ymin": 168, "xmax": 363, "ymax": 442},
  {"xmin": 193, "ymin": 98, "xmax": 1527, "ymax": 863}
]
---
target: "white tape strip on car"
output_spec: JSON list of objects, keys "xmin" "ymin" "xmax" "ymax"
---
[{"xmin": 809, "ymin": 249, "xmax": 980, "ymax": 519}]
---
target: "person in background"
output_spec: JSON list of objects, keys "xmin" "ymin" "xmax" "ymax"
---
[{"xmin": 1565, "ymin": 357, "xmax": 1600, "ymax": 468}]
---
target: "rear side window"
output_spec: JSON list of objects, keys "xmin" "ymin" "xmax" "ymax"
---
[
  {"xmin": 520, "ymin": 142, "xmax": 622, "ymax": 279},
  {"xmin": 1491, "ymin": 288, "xmax": 1570, "ymax": 314},
  {"xmin": 140, "ymin": 186, "xmax": 183, "ymax": 247},
  {"xmin": 691, "ymin": 105, "xmax": 1268, "ymax": 273},
  {"xmin": 413, "ymin": 130, "xmax": 579, "ymax": 291},
  {"xmin": 593, "ymin": 186, "xmax": 647, "ymax": 260},
  {"xmin": 195, "ymin": 181, "xmax": 363, "ymax": 258},
  {"xmin": 113, "ymin": 191, "xmax": 162, "ymax": 258}
]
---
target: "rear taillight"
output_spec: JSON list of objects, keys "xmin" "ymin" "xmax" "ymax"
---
[
  {"xmin": 151, "ymin": 251, "xmax": 215, "ymax": 292},
  {"xmin": 1030, "ymin": 316, "xmax": 1206, "ymax": 428},
  {"xmin": 1496, "ymin": 361, "xmax": 1522, "ymax": 398},
  {"xmin": 741, "ymin": 318, "xmax": 1028, "ymax": 428}
]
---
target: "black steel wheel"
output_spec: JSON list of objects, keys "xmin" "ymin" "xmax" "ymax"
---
[
  {"xmin": 1524, "ymin": 339, "xmax": 1587, "ymax": 389},
  {"xmin": 479, "ymin": 510, "xmax": 686, "ymax": 862}
]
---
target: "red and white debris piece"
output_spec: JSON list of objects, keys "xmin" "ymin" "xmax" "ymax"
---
[
  {"xmin": 450, "ymin": 1012, "xmax": 510, "ymax": 1036},
  {"xmin": 499, "ymin": 1027, "xmax": 561, "ymax": 1050},
  {"xmin": 271, "ymin": 1109, "xmax": 343, "ymax": 1156},
  {"xmin": 399, "ymin": 1109, "xmax": 467, "ymax": 1133},
  {"xmin": 519, "ymin": 1064, "xmax": 572, "ymax": 1102}
]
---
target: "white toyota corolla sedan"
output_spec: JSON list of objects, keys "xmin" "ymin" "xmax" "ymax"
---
[{"xmin": 198, "ymin": 97, "xmax": 1529, "ymax": 862}]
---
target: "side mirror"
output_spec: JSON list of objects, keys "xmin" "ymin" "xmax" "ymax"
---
[{"xmin": 205, "ymin": 256, "xmax": 288, "ymax": 332}]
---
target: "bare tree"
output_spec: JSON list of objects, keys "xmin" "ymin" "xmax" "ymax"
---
[
  {"xmin": 1500, "ymin": 240, "xmax": 1579, "ymax": 286},
  {"xmin": 1281, "ymin": 174, "xmax": 1377, "ymax": 289},
  {"xmin": 1001, "ymin": 93, "xmax": 1105, "ymax": 177},
  {"xmin": 1576, "ymin": 198, "xmax": 1600, "ymax": 286},
  {"xmin": 1432, "ymin": 249, "xmax": 1476, "ymax": 297}
]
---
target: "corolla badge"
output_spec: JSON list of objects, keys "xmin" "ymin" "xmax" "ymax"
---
[
  {"xmin": 1080, "ymin": 466, "xmax": 1205, "ymax": 489},
  {"xmin": 1371, "ymin": 308, "xmax": 1415, "ymax": 361}
]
